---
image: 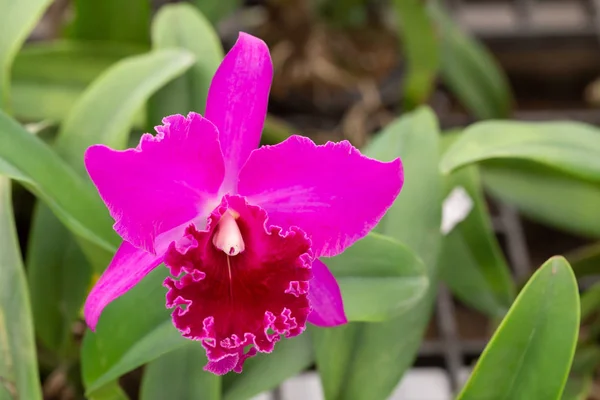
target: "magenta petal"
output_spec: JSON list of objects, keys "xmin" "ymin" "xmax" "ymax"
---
[
  {"xmin": 85, "ymin": 113, "xmax": 225, "ymax": 253},
  {"xmin": 205, "ymin": 32, "xmax": 273, "ymax": 192},
  {"xmin": 84, "ymin": 241, "xmax": 164, "ymax": 330},
  {"xmin": 238, "ymin": 135, "xmax": 403, "ymax": 257},
  {"xmin": 307, "ymin": 259, "xmax": 347, "ymax": 327}
]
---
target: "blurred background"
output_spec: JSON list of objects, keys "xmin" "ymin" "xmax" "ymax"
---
[{"xmin": 10, "ymin": 0, "xmax": 600, "ymax": 399}]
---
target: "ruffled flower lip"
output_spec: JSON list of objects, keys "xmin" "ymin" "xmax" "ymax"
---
[{"xmin": 164, "ymin": 195, "xmax": 313, "ymax": 375}]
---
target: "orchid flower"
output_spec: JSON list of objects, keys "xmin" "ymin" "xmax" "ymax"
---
[{"xmin": 84, "ymin": 32, "xmax": 403, "ymax": 375}]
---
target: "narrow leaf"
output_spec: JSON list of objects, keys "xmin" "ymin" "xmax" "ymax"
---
[
  {"xmin": 140, "ymin": 342, "xmax": 221, "ymax": 400},
  {"xmin": 325, "ymin": 233, "xmax": 428, "ymax": 322},
  {"xmin": 70, "ymin": 0, "xmax": 150, "ymax": 44},
  {"xmin": 458, "ymin": 257, "xmax": 579, "ymax": 400},
  {"xmin": 26, "ymin": 203, "xmax": 92, "ymax": 354},
  {"xmin": 439, "ymin": 165, "xmax": 514, "ymax": 317},
  {"xmin": 482, "ymin": 161, "xmax": 600, "ymax": 238},
  {"xmin": 441, "ymin": 120, "xmax": 600, "ymax": 182},
  {"xmin": 11, "ymin": 40, "xmax": 145, "ymax": 122},
  {"xmin": 55, "ymin": 48, "xmax": 195, "ymax": 174},
  {"xmin": 429, "ymin": 3, "xmax": 512, "ymax": 119},
  {"xmin": 149, "ymin": 3, "xmax": 222, "ymax": 125},
  {"xmin": 82, "ymin": 267, "xmax": 187, "ymax": 396},
  {"xmin": 393, "ymin": 0, "xmax": 439, "ymax": 109},
  {"xmin": 314, "ymin": 107, "xmax": 442, "ymax": 400},
  {"xmin": 0, "ymin": 177, "xmax": 42, "ymax": 400},
  {"xmin": 223, "ymin": 334, "xmax": 313, "ymax": 400},
  {"xmin": 0, "ymin": 111, "xmax": 117, "ymax": 251},
  {"xmin": 0, "ymin": 0, "xmax": 52, "ymax": 108}
]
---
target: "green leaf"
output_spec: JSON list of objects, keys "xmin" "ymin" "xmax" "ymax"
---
[
  {"xmin": 580, "ymin": 281, "xmax": 600, "ymax": 320},
  {"xmin": 567, "ymin": 242, "xmax": 600, "ymax": 278},
  {"xmin": 70, "ymin": 0, "xmax": 150, "ymax": 44},
  {"xmin": 482, "ymin": 160, "xmax": 600, "ymax": 238},
  {"xmin": 325, "ymin": 233, "xmax": 428, "ymax": 322},
  {"xmin": 82, "ymin": 267, "xmax": 187, "ymax": 396},
  {"xmin": 439, "ymin": 165, "xmax": 514, "ymax": 318},
  {"xmin": 0, "ymin": 0, "xmax": 52, "ymax": 108},
  {"xmin": 26, "ymin": 203, "xmax": 92, "ymax": 355},
  {"xmin": 149, "ymin": 3, "xmax": 222, "ymax": 125},
  {"xmin": 314, "ymin": 107, "xmax": 442, "ymax": 400},
  {"xmin": 140, "ymin": 342, "xmax": 221, "ymax": 400},
  {"xmin": 441, "ymin": 120, "xmax": 600, "ymax": 182},
  {"xmin": 560, "ymin": 346, "xmax": 600, "ymax": 400},
  {"xmin": 11, "ymin": 40, "xmax": 145, "ymax": 122},
  {"xmin": 0, "ymin": 111, "xmax": 117, "ymax": 251},
  {"xmin": 393, "ymin": 0, "xmax": 439, "ymax": 109},
  {"xmin": 55, "ymin": 48, "xmax": 195, "ymax": 174},
  {"xmin": 223, "ymin": 334, "xmax": 313, "ymax": 400},
  {"xmin": 87, "ymin": 381, "xmax": 130, "ymax": 400},
  {"xmin": 458, "ymin": 257, "xmax": 579, "ymax": 400},
  {"xmin": 28, "ymin": 46, "xmax": 194, "ymax": 359},
  {"xmin": 560, "ymin": 377, "xmax": 592, "ymax": 400},
  {"xmin": 192, "ymin": 0, "xmax": 241, "ymax": 25},
  {"xmin": 0, "ymin": 177, "xmax": 42, "ymax": 400},
  {"xmin": 429, "ymin": 3, "xmax": 512, "ymax": 119},
  {"xmin": 366, "ymin": 107, "xmax": 442, "ymax": 262}
]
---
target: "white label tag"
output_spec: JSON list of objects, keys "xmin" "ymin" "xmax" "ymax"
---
[{"xmin": 440, "ymin": 186, "xmax": 474, "ymax": 235}]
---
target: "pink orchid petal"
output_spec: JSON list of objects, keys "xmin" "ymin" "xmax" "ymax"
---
[
  {"xmin": 307, "ymin": 259, "xmax": 347, "ymax": 327},
  {"xmin": 85, "ymin": 113, "xmax": 225, "ymax": 253},
  {"xmin": 84, "ymin": 240, "xmax": 165, "ymax": 330},
  {"xmin": 238, "ymin": 135, "xmax": 403, "ymax": 257},
  {"xmin": 205, "ymin": 32, "xmax": 273, "ymax": 193}
]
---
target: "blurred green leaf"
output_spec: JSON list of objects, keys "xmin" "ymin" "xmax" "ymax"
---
[
  {"xmin": 482, "ymin": 161, "xmax": 600, "ymax": 238},
  {"xmin": 223, "ymin": 334, "xmax": 313, "ymax": 400},
  {"xmin": 0, "ymin": 177, "xmax": 42, "ymax": 400},
  {"xmin": 11, "ymin": 41, "xmax": 145, "ymax": 123},
  {"xmin": 429, "ymin": 3, "xmax": 512, "ymax": 119},
  {"xmin": 367, "ymin": 107, "xmax": 442, "ymax": 261},
  {"xmin": 560, "ymin": 377, "xmax": 592, "ymax": 400},
  {"xmin": 140, "ymin": 342, "xmax": 221, "ymax": 400},
  {"xmin": 441, "ymin": 121, "xmax": 600, "ymax": 183},
  {"xmin": 568, "ymin": 242, "xmax": 600, "ymax": 278},
  {"xmin": 192, "ymin": 0, "xmax": 241, "ymax": 25},
  {"xmin": 560, "ymin": 345, "xmax": 600, "ymax": 400},
  {"xmin": 27, "ymin": 47, "xmax": 194, "ymax": 360},
  {"xmin": 458, "ymin": 257, "xmax": 579, "ymax": 400},
  {"xmin": 325, "ymin": 233, "xmax": 428, "ymax": 322},
  {"xmin": 580, "ymin": 282, "xmax": 600, "ymax": 320},
  {"xmin": 26, "ymin": 204, "xmax": 92, "ymax": 355},
  {"xmin": 70, "ymin": 0, "xmax": 150, "ymax": 44},
  {"xmin": 0, "ymin": 0, "xmax": 52, "ymax": 109},
  {"xmin": 56, "ymin": 48, "xmax": 195, "ymax": 174},
  {"xmin": 394, "ymin": 0, "xmax": 439, "ymax": 109},
  {"xmin": 314, "ymin": 107, "xmax": 442, "ymax": 400},
  {"xmin": 439, "ymin": 166, "xmax": 514, "ymax": 318},
  {"xmin": 149, "ymin": 3, "xmax": 222, "ymax": 126},
  {"xmin": 88, "ymin": 381, "xmax": 129, "ymax": 400},
  {"xmin": 13, "ymin": 41, "xmax": 145, "ymax": 87},
  {"xmin": 82, "ymin": 267, "xmax": 187, "ymax": 396},
  {"xmin": 262, "ymin": 115, "xmax": 296, "ymax": 145},
  {"xmin": 0, "ymin": 110, "xmax": 117, "ymax": 251}
]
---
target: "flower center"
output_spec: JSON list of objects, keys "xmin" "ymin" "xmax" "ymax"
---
[{"xmin": 212, "ymin": 210, "xmax": 245, "ymax": 256}]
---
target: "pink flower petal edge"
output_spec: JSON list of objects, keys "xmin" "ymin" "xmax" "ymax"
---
[
  {"xmin": 238, "ymin": 135, "xmax": 404, "ymax": 258},
  {"xmin": 85, "ymin": 113, "xmax": 225, "ymax": 253},
  {"xmin": 206, "ymin": 32, "xmax": 273, "ymax": 193},
  {"xmin": 84, "ymin": 240, "xmax": 165, "ymax": 330},
  {"xmin": 307, "ymin": 259, "xmax": 347, "ymax": 326}
]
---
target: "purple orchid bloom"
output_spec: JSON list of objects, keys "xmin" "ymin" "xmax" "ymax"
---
[{"xmin": 83, "ymin": 32, "xmax": 403, "ymax": 375}]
